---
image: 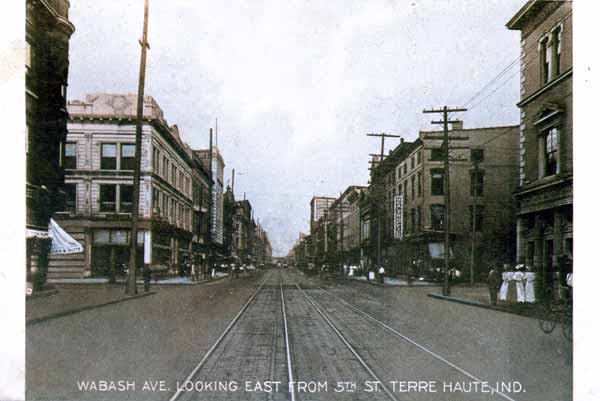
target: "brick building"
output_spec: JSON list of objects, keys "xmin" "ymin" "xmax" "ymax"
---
[
  {"xmin": 507, "ymin": 0, "xmax": 573, "ymax": 297},
  {"xmin": 369, "ymin": 124, "xmax": 520, "ymax": 279}
]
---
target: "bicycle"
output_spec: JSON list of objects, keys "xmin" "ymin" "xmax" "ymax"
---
[{"xmin": 538, "ymin": 286, "xmax": 572, "ymax": 341}]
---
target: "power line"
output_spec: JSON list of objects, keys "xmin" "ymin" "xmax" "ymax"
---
[{"xmin": 461, "ymin": 10, "xmax": 572, "ymax": 108}]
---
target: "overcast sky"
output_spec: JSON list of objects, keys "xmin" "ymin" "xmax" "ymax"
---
[{"xmin": 67, "ymin": 0, "xmax": 524, "ymax": 256}]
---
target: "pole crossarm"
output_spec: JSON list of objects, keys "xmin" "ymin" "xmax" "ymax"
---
[{"xmin": 423, "ymin": 107, "xmax": 467, "ymax": 113}]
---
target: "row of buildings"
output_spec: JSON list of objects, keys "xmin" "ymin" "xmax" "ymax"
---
[
  {"xmin": 46, "ymin": 93, "xmax": 272, "ymax": 282},
  {"xmin": 289, "ymin": 0, "xmax": 572, "ymax": 297},
  {"xmin": 25, "ymin": 1, "xmax": 271, "ymax": 289}
]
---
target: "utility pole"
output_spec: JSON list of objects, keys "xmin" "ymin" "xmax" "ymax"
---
[
  {"xmin": 126, "ymin": 0, "xmax": 150, "ymax": 295},
  {"xmin": 366, "ymin": 133, "xmax": 402, "ymax": 274},
  {"xmin": 470, "ymin": 158, "xmax": 480, "ymax": 286},
  {"xmin": 422, "ymin": 106, "xmax": 467, "ymax": 296}
]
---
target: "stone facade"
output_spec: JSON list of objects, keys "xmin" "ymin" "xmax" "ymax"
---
[
  {"xmin": 25, "ymin": 0, "xmax": 75, "ymax": 290},
  {"xmin": 49, "ymin": 94, "xmax": 201, "ymax": 279},
  {"xmin": 507, "ymin": 0, "xmax": 573, "ymax": 298}
]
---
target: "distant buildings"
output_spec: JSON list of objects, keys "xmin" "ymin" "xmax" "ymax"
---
[
  {"xmin": 26, "ymin": 0, "xmax": 75, "ymax": 290},
  {"xmin": 507, "ymin": 0, "xmax": 573, "ymax": 296},
  {"xmin": 196, "ymin": 148, "xmax": 225, "ymax": 249}
]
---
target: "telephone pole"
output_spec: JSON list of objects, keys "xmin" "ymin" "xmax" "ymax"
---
[
  {"xmin": 366, "ymin": 133, "xmax": 402, "ymax": 272},
  {"xmin": 422, "ymin": 106, "xmax": 467, "ymax": 296},
  {"xmin": 126, "ymin": 0, "xmax": 150, "ymax": 295}
]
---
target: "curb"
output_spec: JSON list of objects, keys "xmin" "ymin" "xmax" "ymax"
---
[
  {"xmin": 49, "ymin": 274, "xmax": 230, "ymax": 287},
  {"xmin": 26, "ymin": 289, "xmax": 59, "ymax": 300},
  {"xmin": 427, "ymin": 293, "xmax": 540, "ymax": 320},
  {"xmin": 26, "ymin": 291, "xmax": 157, "ymax": 326}
]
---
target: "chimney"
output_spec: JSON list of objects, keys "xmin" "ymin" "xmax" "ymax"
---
[{"xmin": 451, "ymin": 121, "xmax": 463, "ymax": 130}]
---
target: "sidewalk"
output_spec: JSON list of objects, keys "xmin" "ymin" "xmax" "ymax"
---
[
  {"xmin": 428, "ymin": 284, "xmax": 550, "ymax": 320},
  {"xmin": 349, "ymin": 275, "xmax": 436, "ymax": 287},
  {"xmin": 47, "ymin": 272, "xmax": 229, "ymax": 286},
  {"xmin": 26, "ymin": 284, "xmax": 156, "ymax": 326}
]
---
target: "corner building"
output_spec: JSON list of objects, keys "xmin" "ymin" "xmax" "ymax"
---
[
  {"xmin": 49, "ymin": 94, "xmax": 199, "ymax": 279},
  {"xmin": 507, "ymin": 0, "xmax": 573, "ymax": 297}
]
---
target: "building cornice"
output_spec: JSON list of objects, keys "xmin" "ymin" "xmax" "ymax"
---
[{"xmin": 517, "ymin": 69, "xmax": 573, "ymax": 108}]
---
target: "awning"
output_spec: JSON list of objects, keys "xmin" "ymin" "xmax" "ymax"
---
[
  {"xmin": 428, "ymin": 242, "xmax": 453, "ymax": 259},
  {"xmin": 48, "ymin": 218, "xmax": 83, "ymax": 254}
]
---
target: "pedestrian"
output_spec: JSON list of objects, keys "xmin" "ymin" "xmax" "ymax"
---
[
  {"xmin": 488, "ymin": 265, "xmax": 501, "ymax": 305},
  {"xmin": 143, "ymin": 264, "xmax": 151, "ymax": 292},
  {"xmin": 378, "ymin": 266, "xmax": 385, "ymax": 284}
]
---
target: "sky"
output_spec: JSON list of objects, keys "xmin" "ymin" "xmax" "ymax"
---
[{"xmin": 67, "ymin": 0, "xmax": 525, "ymax": 256}]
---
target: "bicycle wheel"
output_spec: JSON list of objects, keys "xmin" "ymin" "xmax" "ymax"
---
[
  {"xmin": 539, "ymin": 317, "xmax": 557, "ymax": 333},
  {"xmin": 562, "ymin": 320, "xmax": 572, "ymax": 341}
]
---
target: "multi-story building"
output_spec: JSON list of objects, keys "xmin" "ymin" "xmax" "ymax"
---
[
  {"xmin": 507, "ymin": 0, "xmax": 572, "ymax": 297},
  {"xmin": 189, "ymin": 147, "xmax": 212, "ymax": 268},
  {"xmin": 233, "ymin": 199, "xmax": 254, "ymax": 262},
  {"xmin": 49, "ymin": 94, "xmax": 199, "ymax": 278},
  {"xmin": 26, "ymin": 0, "xmax": 75, "ymax": 290},
  {"xmin": 369, "ymin": 124, "xmax": 520, "ymax": 279},
  {"xmin": 252, "ymin": 223, "xmax": 272, "ymax": 264},
  {"xmin": 328, "ymin": 186, "xmax": 366, "ymax": 267},
  {"xmin": 196, "ymin": 148, "xmax": 225, "ymax": 251},
  {"xmin": 309, "ymin": 196, "xmax": 335, "ymax": 263}
]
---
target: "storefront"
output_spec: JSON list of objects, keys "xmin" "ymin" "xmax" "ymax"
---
[{"xmin": 91, "ymin": 229, "xmax": 144, "ymax": 277}]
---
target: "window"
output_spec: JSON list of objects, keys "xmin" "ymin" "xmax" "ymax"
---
[
  {"xmin": 153, "ymin": 188, "xmax": 160, "ymax": 211},
  {"xmin": 552, "ymin": 26, "xmax": 561, "ymax": 77},
  {"xmin": 411, "ymin": 175, "xmax": 416, "ymax": 199},
  {"xmin": 64, "ymin": 142, "xmax": 77, "ymax": 169},
  {"xmin": 544, "ymin": 128, "xmax": 559, "ymax": 176},
  {"xmin": 470, "ymin": 170, "xmax": 484, "ymax": 196},
  {"xmin": 63, "ymin": 183, "xmax": 76, "ymax": 212},
  {"xmin": 163, "ymin": 156, "xmax": 169, "ymax": 178},
  {"xmin": 431, "ymin": 169, "xmax": 444, "ymax": 196},
  {"xmin": 403, "ymin": 181, "xmax": 408, "ymax": 202},
  {"xmin": 120, "ymin": 144, "xmax": 135, "ymax": 170},
  {"xmin": 417, "ymin": 206, "xmax": 422, "ymax": 230},
  {"xmin": 417, "ymin": 150, "xmax": 422, "ymax": 165},
  {"xmin": 410, "ymin": 208, "xmax": 416, "ymax": 233},
  {"xmin": 172, "ymin": 165, "xmax": 177, "ymax": 185},
  {"xmin": 430, "ymin": 204, "xmax": 445, "ymax": 231},
  {"xmin": 120, "ymin": 185, "xmax": 133, "ymax": 213},
  {"xmin": 417, "ymin": 172, "xmax": 422, "ymax": 197},
  {"xmin": 101, "ymin": 144, "xmax": 117, "ymax": 170},
  {"xmin": 470, "ymin": 148, "xmax": 484, "ymax": 163},
  {"xmin": 403, "ymin": 163, "xmax": 407, "ymax": 175},
  {"xmin": 411, "ymin": 156, "xmax": 415, "ymax": 169},
  {"xmin": 153, "ymin": 148, "xmax": 160, "ymax": 173},
  {"xmin": 99, "ymin": 184, "xmax": 117, "ymax": 212},
  {"xmin": 431, "ymin": 147, "xmax": 444, "ymax": 161},
  {"xmin": 540, "ymin": 37, "xmax": 550, "ymax": 84},
  {"xmin": 469, "ymin": 205, "xmax": 484, "ymax": 232}
]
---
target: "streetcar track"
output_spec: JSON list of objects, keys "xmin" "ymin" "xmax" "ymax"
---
[
  {"xmin": 292, "ymin": 281, "xmax": 401, "ymax": 401},
  {"xmin": 168, "ymin": 273, "xmax": 274, "ymax": 401},
  {"xmin": 280, "ymin": 278, "xmax": 297, "ymax": 401},
  {"xmin": 304, "ymin": 281, "xmax": 517, "ymax": 401}
]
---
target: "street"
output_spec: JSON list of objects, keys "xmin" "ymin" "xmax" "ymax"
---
[{"xmin": 26, "ymin": 268, "xmax": 572, "ymax": 401}]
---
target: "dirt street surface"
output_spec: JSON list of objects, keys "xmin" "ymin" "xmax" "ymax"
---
[{"xmin": 27, "ymin": 268, "xmax": 572, "ymax": 401}]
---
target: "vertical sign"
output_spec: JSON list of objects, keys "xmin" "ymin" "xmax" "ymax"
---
[{"xmin": 393, "ymin": 195, "xmax": 404, "ymax": 239}]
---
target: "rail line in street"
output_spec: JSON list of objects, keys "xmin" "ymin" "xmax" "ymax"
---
[
  {"xmin": 291, "ymin": 281, "xmax": 401, "ymax": 401},
  {"xmin": 168, "ymin": 273, "xmax": 274, "ymax": 401},
  {"xmin": 304, "ymin": 281, "xmax": 517, "ymax": 401}
]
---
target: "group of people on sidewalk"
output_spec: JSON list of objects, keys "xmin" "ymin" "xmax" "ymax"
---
[{"xmin": 487, "ymin": 262, "xmax": 573, "ymax": 306}]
